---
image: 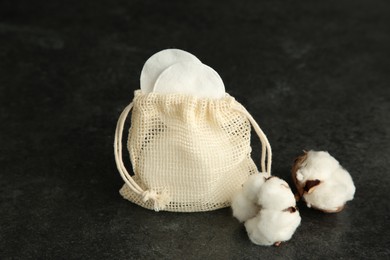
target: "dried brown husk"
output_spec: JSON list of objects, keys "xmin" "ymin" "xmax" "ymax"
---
[
  {"xmin": 291, "ymin": 151, "xmax": 308, "ymax": 200},
  {"xmin": 282, "ymin": 206, "xmax": 298, "ymax": 213},
  {"xmin": 304, "ymin": 179, "xmax": 321, "ymax": 194}
]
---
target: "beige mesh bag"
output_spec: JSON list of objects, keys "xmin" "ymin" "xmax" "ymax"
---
[{"xmin": 114, "ymin": 90, "xmax": 272, "ymax": 212}]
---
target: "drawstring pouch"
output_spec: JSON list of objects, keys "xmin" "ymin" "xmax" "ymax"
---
[{"xmin": 114, "ymin": 90, "xmax": 272, "ymax": 212}]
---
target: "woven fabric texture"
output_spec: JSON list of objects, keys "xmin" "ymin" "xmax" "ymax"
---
[{"xmin": 118, "ymin": 90, "xmax": 266, "ymax": 212}]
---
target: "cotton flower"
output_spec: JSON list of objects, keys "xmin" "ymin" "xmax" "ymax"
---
[
  {"xmin": 244, "ymin": 176, "xmax": 301, "ymax": 246},
  {"xmin": 231, "ymin": 173, "xmax": 266, "ymax": 222},
  {"xmin": 231, "ymin": 191, "xmax": 261, "ymax": 223},
  {"xmin": 257, "ymin": 177, "xmax": 297, "ymax": 211},
  {"xmin": 245, "ymin": 207, "xmax": 301, "ymax": 246},
  {"xmin": 232, "ymin": 174, "xmax": 301, "ymax": 246},
  {"xmin": 242, "ymin": 173, "xmax": 267, "ymax": 201},
  {"xmin": 292, "ymin": 150, "xmax": 356, "ymax": 213}
]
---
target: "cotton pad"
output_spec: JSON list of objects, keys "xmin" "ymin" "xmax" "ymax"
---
[
  {"xmin": 292, "ymin": 150, "xmax": 356, "ymax": 213},
  {"xmin": 140, "ymin": 49, "xmax": 202, "ymax": 94},
  {"xmin": 153, "ymin": 61, "xmax": 226, "ymax": 99}
]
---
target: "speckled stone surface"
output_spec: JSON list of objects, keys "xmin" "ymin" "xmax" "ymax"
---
[{"xmin": 1, "ymin": 0, "xmax": 389, "ymax": 259}]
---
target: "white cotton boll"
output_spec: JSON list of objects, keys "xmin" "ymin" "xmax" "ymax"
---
[
  {"xmin": 303, "ymin": 168, "xmax": 355, "ymax": 212},
  {"xmin": 292, "ymin": 150, "xmax": 356, "ymax": 213},
  {"xmin": 241, "ymin": 173, "xmax": 267, "ymax": 202},
  {"xmin": 231, "ymin": 191, "xmax": 260, "ymax": 223},
  {"xmin": 297, "ymin": 151, "xmax": 340, "ymax": 183},
  {"xmin": 245, "ymin": 208, "xmax": 301, "ymax": 246},
  {"xmin": 231, "ymin": 173, "xmax": 266, "ymax": 222},
  {"xmin": 241, "ymin": 176, "xmax": 301, "ymax": 245},
  {"xmin": 332, "ymin": 167, "xmax": 356, "ymax": 199},
  {"xmin": 303, "ymin": 181, "xmax": 350, "ymax": 212},
  {"xmin": 257, "ymin": 177, "xmax": 296, "ymax": 211}
]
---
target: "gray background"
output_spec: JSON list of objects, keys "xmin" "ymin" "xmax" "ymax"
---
[{"xmin": 1, "ymin": 0, "xmax": 389, "ymax": 259}]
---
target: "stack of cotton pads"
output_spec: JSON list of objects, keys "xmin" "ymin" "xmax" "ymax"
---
[{"xmin": 140, "ymin": 49, "xmax": 225, "ymax": 99}]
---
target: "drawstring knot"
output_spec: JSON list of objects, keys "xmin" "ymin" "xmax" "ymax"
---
[{"xmin": 142, "ymin": 189, "xmax": 170, "ymax": 212}]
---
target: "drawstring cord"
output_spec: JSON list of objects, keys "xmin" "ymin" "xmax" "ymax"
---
[
  {"xmin": 233, "ymin": 104, "xmax": 272, "ymax": 176},
  {"xmin": 114, "ymin": 102, "xmax": 169, "ymax": 211}
]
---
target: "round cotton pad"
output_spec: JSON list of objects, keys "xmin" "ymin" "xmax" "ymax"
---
[
  {"xmin": 140, "ymin": 49, "xmax": 202, "ymax": 94},
  {"xmin": 153, "ymin": 62, "xmax": 226, "ymax": 99}
]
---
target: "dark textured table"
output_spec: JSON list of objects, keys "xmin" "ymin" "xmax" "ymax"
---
[{"xmin": 1, "ymin": 0, "xmax": 389, "ymax": 259}]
